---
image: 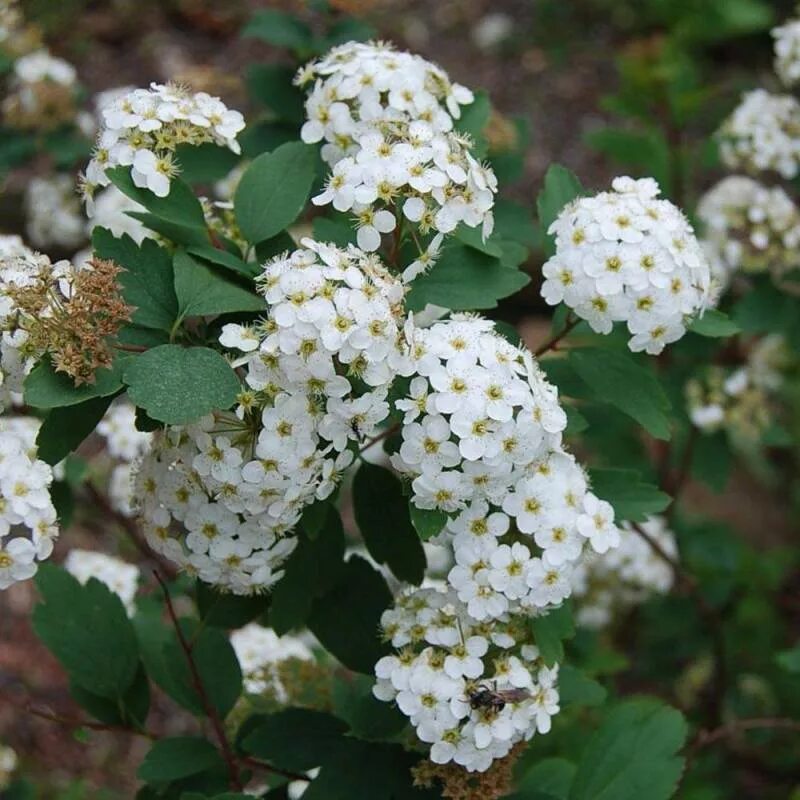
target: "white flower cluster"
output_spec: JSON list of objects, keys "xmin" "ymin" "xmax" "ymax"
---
[
  {"xmin": 374, "ymin": 586, "xmax": 559, "ymax": 773},
  {"xmin": 12, "ymin": 49, "xmax": 76, "ymax": 86},
  {"xmin": 392, "ymin": 316, "xmax": 619, "ymax": 619},
  {"xmin": 136, "ymin": 240, "xmax": 407, "ymax": 593},
  {"xmin": 375, "ymin": 316, "xmax": 620, "ymax": 771},
  {"xmin": 571, "ymin": 517, "xmax": 676, "ymax": 629},
  {"xmin": 297, "ymin": 40, "xmax": 474, "ymax": 161},
  {"xmin": 541, "ymin": 176, "xmax": 713, "ymax": 354},
  {"xmin": 0, "ymin": 743, "xmax": 17, "ymax": 791},
  {"xmin": 64, "ymin": 549, "xmax": 140, "ymax": 616},
  {"xmin": 298, "ymin": 41, "xmax": 495, "ymax": 262},
  {"xmin": 97, "ymin": 400, "xmax": 153, "ymax": 517},
  {"xmin": 719, "ymin": 89, "xmax": 800, "ymax": 179},
  {"xmin": 24, "ymin": 174, "xmax": 85, "ymax": 251},
  {"xmin": 773, "ymin": 18, "xmax": 800, "ymax": 87},
  {"xmin": 0, "ymin": 417, "xmax": 58, "ymax": 590},
  {"xmin": 687, "ymin": 335, "xmax": 789, "ymax": 444},
  {"xmin": 230, "ymin": 622, "xmax": 314, "ymax": 698},
  {"xmin": 82, "ymin": 83, "xmax": 245, "ymax": 208},
  {"xmin": 698, "ymin": 176, "xmax": 800, "ymax": 283},
  {"xmin": 87, "ymin": 184, "xmax": 150, "ymax": 244},
  {"xmin": 0, "ymin": 244, "xmax": 70, "ymax": 412}
]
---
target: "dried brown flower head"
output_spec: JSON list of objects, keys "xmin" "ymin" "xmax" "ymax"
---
[
  {"xmin": 412, "ymin": 743, "xmax": 525, "ymax": 800},
  {"xmin": 5, "ymin": 256, "xmax": 133, "ymax": 385},
  {"xmin": 2, "ymin": 81, "xmax": 77, "ymax": 132}
]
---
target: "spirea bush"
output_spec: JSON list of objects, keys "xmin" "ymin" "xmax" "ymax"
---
[{"xmin": 2, "ymin": 3, "xmax": 800, "ymax": 799}]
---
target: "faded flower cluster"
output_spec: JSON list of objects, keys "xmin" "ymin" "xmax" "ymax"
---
[
  {"xmin": 24, "ymin": 174, "xmax": 85, "ymax": 251},
  {"xmin": 571, "ymin": 517, "xmax": 676, "ymax": 629},
  {"xmin": 698, "ymin": 175, "xmax": 800, "ymax": 282},
  {"xmin": 2, "ymin": 48, "xmax": 79, "ymax": 131},
  {"xmin": 64, "ymin": 549, "xmax": 140, "ymax": 616},
  {"xmin": 298, "ymin": 41, "xmax": 496, "ymax": 266},
  {"xmin": 773, "ymin": 17, "xmax": 800, "ymax": 87},
  {"xmin": 541, "ymin": 176, "xmax": 713, "ymax": 354},
  {"xmin": 375, "ymin": 316, "xmax": 620, "ymax": 771},
  {"xmin": 82, "ymin": 82, "xmax": 245, "ymax": 208},
  {"xmin": 0, "ymin": 417, "xmax": 58, "ymax": 590},
  {"xmin": 136, "ymin": 240, "xmax": 407, "ymax": 593},
  {"xmin": 230, "ymin": 622, "xmax": 314, "ymax": 698},
  {"xmin": 97, "ymin": 400, "xmax": 153, "ymax": 518},
  {"xmin": 686, "ymin": 335, "xmax": 790, "ymax": 446},
  {"xmin": 719, "ymin": 89, "xmax": 800, "ymax": 179}
]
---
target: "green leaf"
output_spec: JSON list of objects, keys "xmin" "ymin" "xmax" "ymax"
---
[
  {"xmin": 732, "ymin": 279, "xmax": 799, "ymax": 338},
  {"xmin": 330, "ymin": 674, "xmax": 408, "ymax": 742},
  {"xmin": 558, "ymin": 666, "xmax": 607, "ymax": 708},
  {"xmin": 270, "ymin": 509, "xmax": 345, "ymax": 635},
  {"xmin": 234, "ymin": 142, "xmax": 317, "ymax": 244},
  {"xmin": 162, "ymin": 620, "xmax": 243, "ymax": 718},
  {"xmin": 246, "ymin": 64, "xmax": 304, "ymax": 124},
  {"xmin": 307, "ymin": 556, "xmax": 392, "ymax": 674},
  {"xmin": 589, "ymin": 468, "xmax": 671, "ymax": 522},
  {"xmin": 688, "ymin": 309, "xmax": 741, "ymax": 338},
  {"xmin": 242, "ymin": 9, "xmax": 313, "ymax": 51},
  {"xmin": 24, "ymin": 357, "xmax": 124, "ymax": 409},
  {"xmin": 537, "ymin": 165, "xmax": 584, "ymax": 256},
  {"xmin": 353, "ymin": 463, "xmax": 426, "ymax": 585},
  {"xmin": 406, "ymin": 243, "xmax": 530, "ymax": 312},
  {"xmin": 70, "ymin": 662, "xmax": 150, "ymax": 729},
  {"xmin": 186, "ymin": 243, "xmax": 256, "ymax": 278},
  {"xmin": 569, "ymin": 348, "xmax": 672, "ymax": 440},
  {"xmin": 92, "ymin": 228, "xmax": 178, "ymax": 331},
  {"xmin": 516, "ymin": 758, "xmax": 576, "ymax": 799},
  {"xmin": 36, "ymin": 395, "xmax": 114, "ymax": 466},
  {"xmin": 301, "ymin": 739, "xmax": 435, "ymax": 800},
  {"xmin": 409, "ymin": 505, "xmax": 449, "ymax": 542},
  {"xmin": 123, "ymin": 345, "xmax": 240, "ymax": 425},
  {"xmin": 173, "ymin": 250, "xmax": 263, "ymax": 321},
  {"xmin": 195, "ymin": 581, "xmax": 267, "ymax": 629},
  {"xmin": 243, "ymin": 709, "xmax": 348, "ymax": 772},
  {"xmin": 32, "ymin": 565, "xmax": 140, "ymax": 699},
  {"xmin": 312, "ymin": 214, "xmax": 356, "ymax": 247},
  {"xmin": 584, "ymin": 128, "xmax": 671, "ymax": 193},
  {"xmin": 776, "ymin": 644, "xmax": 800, "ymax": 673},
  {"xmin": 530, "ymin": 603, "xmax": 575, "ymax": 667},
  {"xmin": 569, "ymin": 698, "xmax": 688, "ymax": 800},
  {"xmin": 106, "ymin": 167, "xmax": 208, "ymax": 246},
  {"xmin": 174, "ymin": 143, "xmax": 239, "ymax": 184},
  {"xmin": 138, "ymin": 737, "xmax": 224, "ymax": 782}
]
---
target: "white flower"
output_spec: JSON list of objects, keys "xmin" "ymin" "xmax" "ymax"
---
[
  {"xmin": 773, "ymin": 18, "xmax": 800, "ymax": 87},
  {"xmin": 576, "ymin": 494, "xmax": 619, "ymax": 554}
]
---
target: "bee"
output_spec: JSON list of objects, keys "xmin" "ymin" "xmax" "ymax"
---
[{"xmin": 466, "ymin": 683, "xmax": 532, "ymax": 713}]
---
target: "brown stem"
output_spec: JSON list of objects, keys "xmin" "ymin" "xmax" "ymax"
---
[
  {"xmin": 154, "ymin": 571, "xmax": 244, "ymax": 792},
  {"xmin": 630, "ymin": 521, "xmax": 727, "ymax": 726},
  {"xmin": 85, "ymin": 484, "xmax": 178, "ymax": 580},
  {"xmin": 534, "ymin": 314, "xmax": 579, "ymax": 358},
  {"xmin": 26, "ymin": 703, "xmax": 156, "ymax": 739},
  {"xmin": 114, "ymin": 343, "xmax": 148, "ymax": 353}
]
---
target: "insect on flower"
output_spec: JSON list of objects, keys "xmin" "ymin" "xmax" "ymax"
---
[{"xmin": 466, "ymin": 683, "xmax": 532, "ymax": 713}]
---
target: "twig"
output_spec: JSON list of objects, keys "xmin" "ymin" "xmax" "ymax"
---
[
  {"xmin": 0, "ymin": 691, "xmax": 156, "ymax": 740},
  {"xmin": 240, "ymin": 755, "xmax": 310, "ymax": 783},
  {"xmin": 690, "ymin": 717, "xmax": 800, "ymax": 754},
  {"xmin": 358, "ymin": 423, "xmax": 400, "ymax": 455},
  {"xmin": 85, "ymin": 483, "xmax": 178, "ymax": 580},
  {"xmin": 154, "ymin": 571, "xmax": 244, "ymax": 791},
  {"xmin": 534, "ymin": 314, "xmax": 579, "ymax": 358}
]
